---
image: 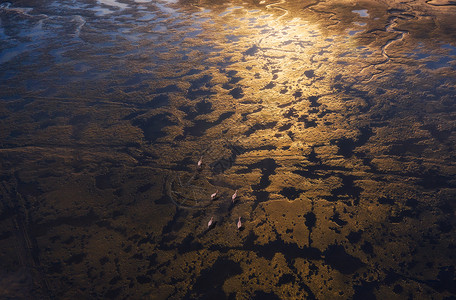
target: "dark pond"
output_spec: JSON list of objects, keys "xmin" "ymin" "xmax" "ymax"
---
[{"xmin": 0, "ymin": 0, "xmax": 455, "ymax": 298}]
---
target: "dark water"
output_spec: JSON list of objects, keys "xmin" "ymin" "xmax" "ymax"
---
[{"xmin": 0, "ymin": 0, "xmax": 455, "ymax": 298}]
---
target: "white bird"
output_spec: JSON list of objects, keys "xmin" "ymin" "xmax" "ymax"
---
[
  {"xmin": 237, "ymin": 217, "xmax": 242, "ymax": 229},
  {"xmin": 208, "ymin": 216, "xmax": 214, "ymax": 228},
  {"xmin": 211, "ymin": 190, "xmax": 218, "ymax": 200},
  {"xmin": 197, "ymin": 156, "xmax": 203, "ymax": 168},
  {"xmin": 231, "ymin": 190, "xmax": 238, "ymax": 202}
]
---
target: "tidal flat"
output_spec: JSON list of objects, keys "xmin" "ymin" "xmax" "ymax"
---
[{"xmin": 0, "ymin": 0, "xmax": 455, "ymax": 298}]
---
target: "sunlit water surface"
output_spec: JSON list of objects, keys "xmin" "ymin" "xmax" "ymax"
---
[{"xmin": 0, "ymin": 0, "xmax": 456, "ymax": 298}]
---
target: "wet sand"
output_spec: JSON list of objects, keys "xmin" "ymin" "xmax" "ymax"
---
[{"xmin": 0, "ymin": 0, "xmax": 455, "ymax": 298}]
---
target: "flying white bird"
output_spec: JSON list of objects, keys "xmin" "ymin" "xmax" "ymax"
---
[
  {"xmin": 211, "ymin": 190, "xmax": 218, "ymax": 200},
  {"xmin": 208, "ymin": 217, "xmax": 214, "ymax": 228},
  {"xmin": 197, "ymin": 156, "xmax": 203, "ymax": 168},
  {"xmin": 237, "ymin": 217, "xmax": 242, "ymax": 229},
  {"xmin": 231, "ymin": 190, "xmax": 238, "ymax": 202}
]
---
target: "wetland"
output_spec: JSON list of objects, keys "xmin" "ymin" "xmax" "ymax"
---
[{"xmin": 0, "ymin": 0, "xmax": 456, "ymax": 298}]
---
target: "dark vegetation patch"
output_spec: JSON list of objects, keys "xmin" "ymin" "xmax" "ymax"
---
[
  {"xmin": 437, "ymin": 220, "xmax": 453, "ymax": 233},
  {"xmin": 177, "ymin": 234, "xmax": 203, "ymax": 254},
  {"xmin": 417, "ymin": 169, "xmax": 453, "ymax": 190},
  {"xmin": 386, "ymin": 138, "xmax": 427, "ymax": 156},
  {"xmin": 96, "ymin": 173, "xmax": 116, "ymax": 189},
  {"xmin": 326, "ymin": 175, "xmax": 362, "ymax": 204},
  {"xmin": 105, "ymin": 287, "xmax": 122, "ymax": 298},
  {"xmin": 161, "ymin": 208, "xmax": 185, "ymax": 235},
  {"xmin": 425, "ymin": 266, "xmax": 456, "ymax": 294},
  {"xmin": 229, "ymin": 76, "xmax": 243, "ymax": 84},
  {"xmin": 244, "ymin": 45, "xmax": 259, "ymax": 56},
  {"xmin": 184, "ymin": 111, "xmax": 234, "ymax": 136},
  {"xmin": 304, "ymin": 212, "xmax": 316, "ymax": 231},
  {"xmin": 32, "ymin": 210, "xmax": 99, "ymax": 237},
  {"xmin": 308, "ymin": 96, "xmax": 319, "ymax": 107},
  {"xmin": 136, "ymin": 275, "xmax": 151, "ymax": 284},
  {"xmin": 361, "ymin": 241, "xmax": 374, "ymax": 255},
  {"xmin": 347, "ymin": 230, "xmax": 363, "ymax": 244},
  {"xmin": 323, "ymin": 244, "xmax": 364, "ymax": 274},
  {"xmin": 388, "ymin": 210, "xmax": 413, "ymax": 223},
  {"xmin": 250, "ymin": 158, "xmax": 279, "ymax": 190},
  {"xmin": 261, "ymin": 81, "xmax": 275, "ymax": 90},
  {"xmin": 278, "ymin": 123, "xmax": 292, "ymax": 131},
  {"xmin": 252, "ymin": 190, "xmax": 270, "ymax": 204},
  {"xmin": 405, "ymin": 198, "xmax": 418, "ymax": 208},
  {"xmin": 297, "ymin": 115, "xmax": 317, "ymax": 128},
  {"xmin": 40, "ymin": 120, "xmax": 56, "ymax": 129},
  {"xmin": 184, "ymin": 69, "xmax": 202, "ymax": 76},
  {"xmin": 307, "ymin": 148, "xmax": 320, "ymax": 163},
  {"xmin": 188, "ymin": 74, "xmax": 213, "ymax": 90},
  {"xmin": 421, "ymin": 124, "xmax": 452, "ymax": 142},
  {"xmin": 330, "ymin": 212, "xmax": 347, "ymax": 226},
  {"xmin": 241, "ymin": 107, "xmax": 262, "ymax": 121},
  {"xmin": 99, "ymin": 257, "xmax": 109, "ymax": 265},
  {"xmin": 137, "ymin": 183, "xmax": 153, "ymax": 193},
  {"xmin": 292, "ymin": 163, "xmax": 347, "ymax": 180},
  {"xmin": 330, "ymin": 126, "xmax": 373, "ymax": 157},
  {"xmin": 65, "ymin": 253, "xmax": 86, "ymax": 265},
  {"xmin": 353, "ymin": 281, "xmax": 378, "ymax": 300},
  {"xmin": 293, "ymin": 90, "xmax": 302, "ymax": 98},
  {"xmin": 283, "ymin": 108, "xmax": 297, "ymax": 117},
  {"xmin": 245, "ymin": 121, "xmax": 277, "ymax": 136},
  {"xmin": 279, "ymin": 187, "xmax": 303, "ymax": 200},
  {"xmin": 251, "ymin": 145, "xmax": 276, "ymax": 151},
  {"xmin": 123, "ymin": 110, "xmax": 147, "ymax": 120},
  {"xmin": 393, "ymin": 284, "xmax": 403, "ymax": 294},
  {"xmin": 304, "ymin": 70, "xmax": 315, "ymax": 78},
  {"xmin": 252, "ymin": 290, "xmax": 281, "ymax": 300},
  {"xmin": 222, "ymin": 83, "xmax": 232, "ymax": 90},
  {"xmin": 226, "ymin": 70, "xmax": 238, "ymax": 77},
  {"xmin": 186, "ymin": 257, "xmax": 242, "ymax": 299},
  {"xmin": 235, "ymin": 168, "xmax": 252, "ymax": 174},
  {"xmin": 279, "ymin": 102, "xmax": 293, "ymax": 109},
  {"xmin": 278, "ymin": 273, "xmax": 295, "ymax": 285},
  {"xmin": 171, "ymin": 157, "xmax": 194, "ymax": 172},
  {"xmin": 229, "ymin": 87, "xmax": 244, "ymax": 99},
  {"xmin": 154, "ymin": 84, "xmax": 180, "ymax": 94},
  {"xmin": 210, "ymin": 144, "xmax": 245, "ymax": 174},
  {"xmin": 63, "ymin": 236, "xmax": 74, "ymax": 245},
  {"xmin": 332, "ymin": 138, "xmax": 355, "ymax": 157},
  {"xmin": 186, "ymin": 75, "xmax": 216, "ymax": 100},
  {"xmin": 378, "ymin": 197, "xmax": 395, "ymax": 205},
  {"xmin": 154, "ymin": 194, "xmax": 169, "ymax": 205},
  {"xmin": 383, "ymin": 269, "xmax": 401, "ymax": 285},
  {"xmin": 142, "ymin": 94, "xmax": 169, "ymax": 109},
  {"xmin": 202, "ymin": 230, "xmax": 322, "ymax": 263},
  {"xmin": 137, "ymin": 235, "xmax": 155, "ymax": 247},
  {"xmin": 132, "ymin": 113, "xmax": 176, "ymax": 143},
  {"xmin": 223, "ymin": 69, "xmax": 243, "ymax": 85},
  {"xmin": 181, "ymin": 100, "xmax": 213, "ymax": 120}
]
